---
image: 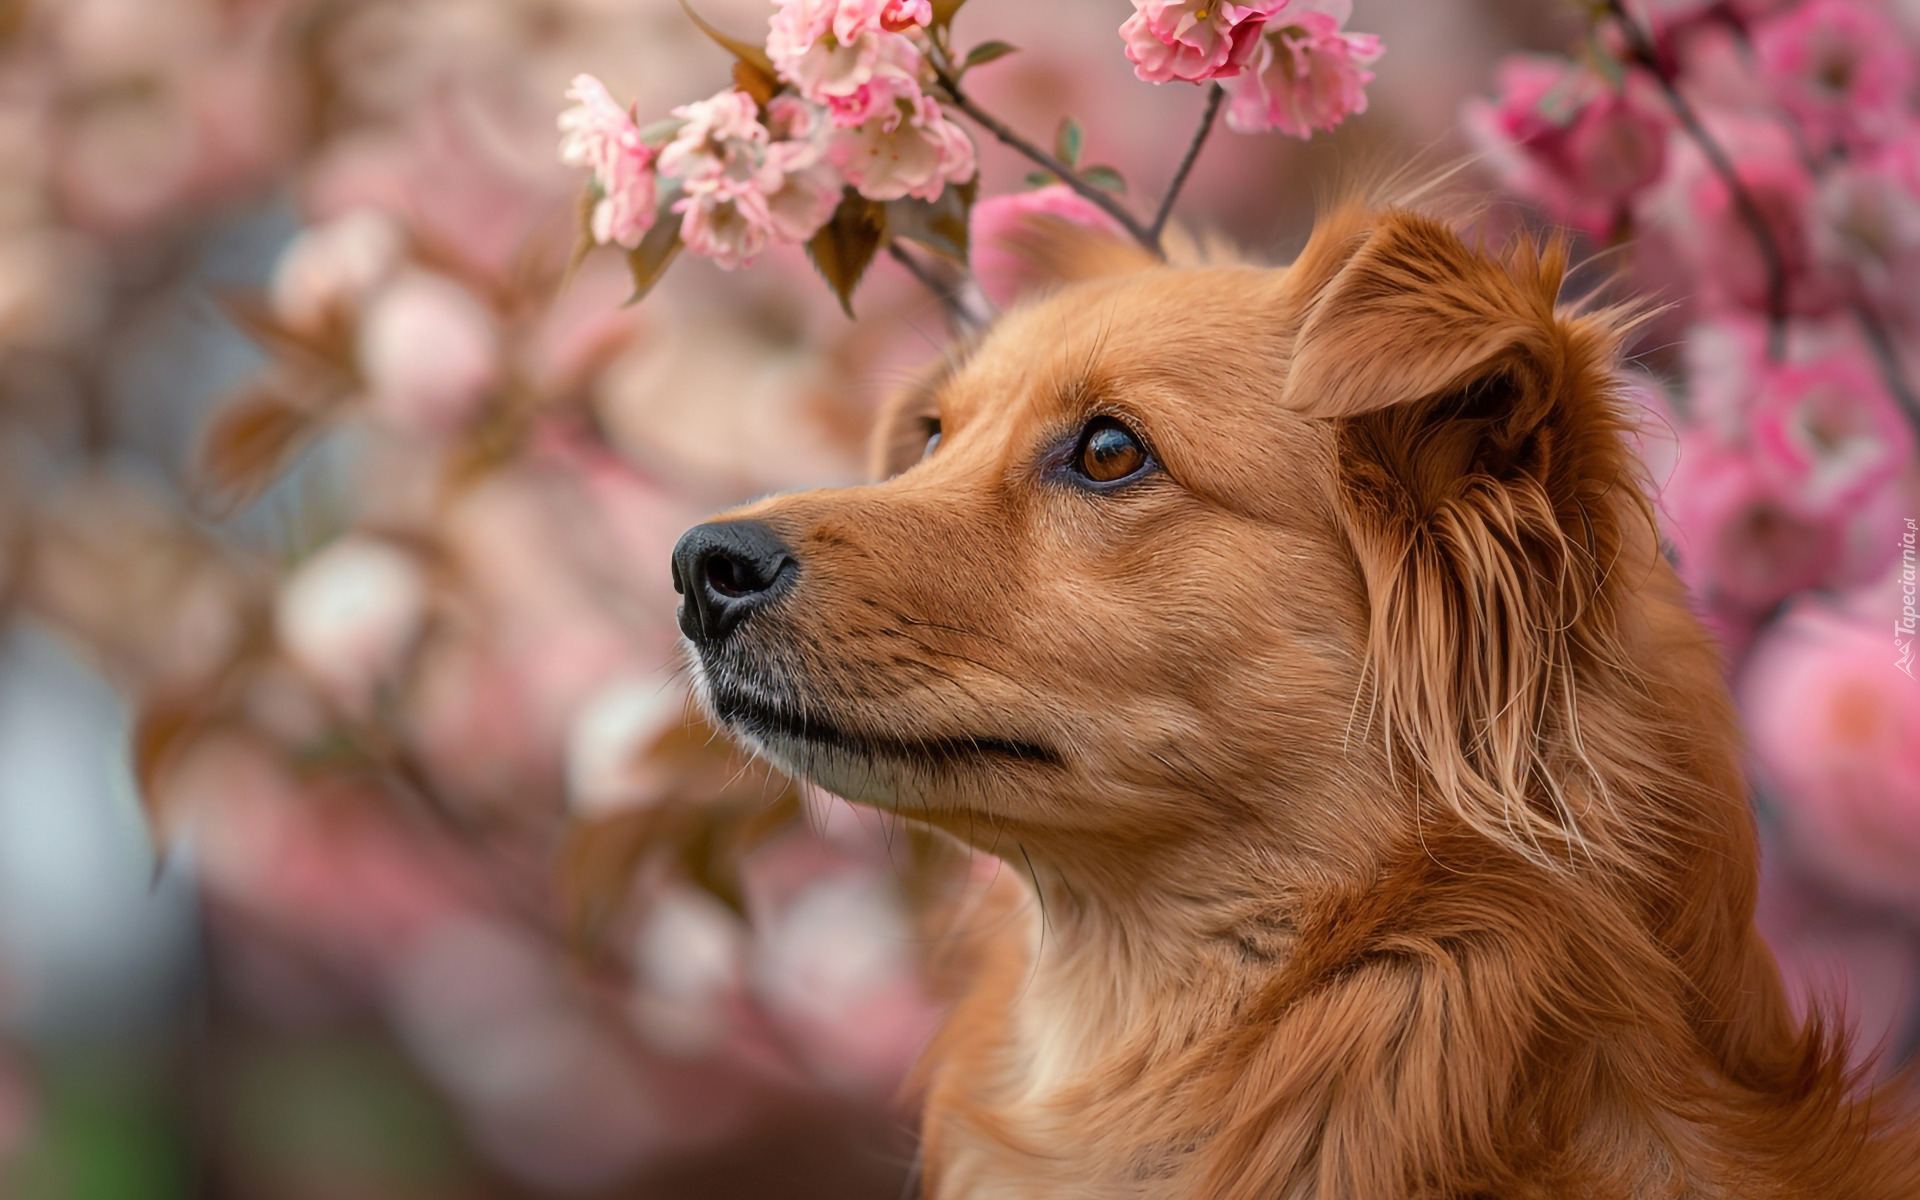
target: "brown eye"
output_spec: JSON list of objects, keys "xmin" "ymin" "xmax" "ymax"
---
[
  {"xmin": 922, "ymin": 419, "xmax": 941, "ymax": 460},
  {"xmin": 1074, "ymin": 417, "xmax": 1148, "ymax": 483}
]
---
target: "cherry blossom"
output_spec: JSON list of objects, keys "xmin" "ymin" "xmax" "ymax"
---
[
  {"xmin": 558, "ymin": 74, "xmax": 658, "ymax": 249},
  {"xmin": 1753, "ymin": 0, "xmax": 1915, "ymax": 152},
  {"xmin": 1121, "ymin": 0, "xmax": 1286, "ymax": 85},
  {"xmin": 969, "ymin": 184, "xmax": 1128, "ymax": 307},
  {"xmin": 1222, "ymin": 3, "xmax": 1382, "ymax": 138},
  {"xmin": 1742, "ymin": 601, "xmax": 1920, "ymax": 911},
  {"xmin": 828, "ymin": 92, "xmax": 975, "ymax": 202}
]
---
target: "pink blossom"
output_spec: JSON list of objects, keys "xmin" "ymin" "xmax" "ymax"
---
[
  {"xmin": 1222, "ymin": 8, "xmax": 1381, "ymax": 138},
  {"xmin": 1463, "ymin": 55, "xmax": 1667, "ymax": 236},
  {"xmin": 269, "ymin": 208, "xmax": 404, "ymax": 334},
  {"xmin": 969, "ymin": 184, "xmax": 1127, "ymax": 307},
  {"xmin": 1660, "ymin": 428, "xmax": 1844, "ymax": 611},
  {"xmin": 1741, "ymin": 601, "xmax": 1920, "ymax": 912},
  {"xmin": 1121, "ymin": 0, "xmax": 1285, "ymax": 85},
  {"xmin": 357, "ymin": 270, "xmax": 500, "ymax": 435},
  {"xmin": 1814, "ymin": 133, "xmax": 1920, "ymax": 321},
  {"xmin": 880, "ymin": 0, "xmax": 931, "ymax": 31},
  {"xmin": 276, "ymin": 536, "xmax": 430, "ymax": 709},
  {"xmin": 674, "ymin": 176, "xmax": 775, "ymax": 269},
  {"xmin": 768, "ymin": 0, "xmax": 926, "ymax": 127},
  {"xmin": 657, "ymin": 89, "xmax": 771, "ymax": 191},
  {"xmin": 558, "ymin": 75, "xmax": 658, "ymax": 249},
  {"xmin": 762, "ymin": 139, "xmax": 844, "ymax": 242},
  {"xmin": 829, "ymin": 92, "xmax": 975, "ymax": 202},
  {"xmin": 1751, "ymin": 355, "xmax": 1914, "ymax": 518},
  {"xmin": 1677, "ymin": 120, "xmax": 1840, "ymax": 316},
  {"xmin": 1754, "ymin": 0, "xmax": 1914, "ymax": 152}
]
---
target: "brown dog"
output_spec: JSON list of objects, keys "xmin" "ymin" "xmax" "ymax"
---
[{"xmin": 670, "ymin": 204, "xmax": 1920, "ymax": 1198}]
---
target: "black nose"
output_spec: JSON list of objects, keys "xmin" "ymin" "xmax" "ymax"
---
[{"xmin": 671, "ymin": 520, "xmax": 797, "ymax": 645}]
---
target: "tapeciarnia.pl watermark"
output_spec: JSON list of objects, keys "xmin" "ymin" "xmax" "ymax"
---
[{"xmin": 1899, "ymin": 517, "xmax": 1917, "ymax": 679}]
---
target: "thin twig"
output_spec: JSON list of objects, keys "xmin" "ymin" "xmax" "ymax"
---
[
  {"xmin": 1602, "ymin": 0, "xmax": 1789, "ymax": 359},
  {"xmin": 1851, "ymin": 299, "xmax": 1920, "ymax": 429},
  {"xmin": 929, "ymin": 63, "xmax": 1160, "ymax": 255},
  {"xmin": 1151, "ymin": 82, "xmax": 1225, "ymax": 245},
  {"xmin": 887, "ymin": 241, "xmax": 994, "ymax": 335}
]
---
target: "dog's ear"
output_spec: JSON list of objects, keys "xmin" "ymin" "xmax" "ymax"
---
[{"xmin": 1284, "ymin": 209, "xmax": 1650, "ymax": 864}]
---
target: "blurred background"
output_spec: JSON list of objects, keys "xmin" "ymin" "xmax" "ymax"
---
[{"xmin": 0, "ymin": 0, "xmax": 1914, "ymax": 1196}]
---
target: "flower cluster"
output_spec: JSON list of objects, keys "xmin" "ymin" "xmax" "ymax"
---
[
  {"xmin": 1468, "ymin": 1, "xmax": 1920, "ymax": 916},
  {"xmin": 1122, "ymin": 0, "xmax": 1382, "ymax": 138},
  {"xmin": 560, "ymin": 0, "xmax": 974, "ymax": 273}
]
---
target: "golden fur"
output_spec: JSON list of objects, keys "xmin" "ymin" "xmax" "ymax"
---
[{"xmin": 684, "ymin": 204, "xmax": 1920, "ymax": 1198}]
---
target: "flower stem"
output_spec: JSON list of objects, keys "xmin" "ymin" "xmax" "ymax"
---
[
  {"xmin": 1151, "ymin": 82, "xmax": 1225, "ymax": 245},
  {"xmin": 1602, "ymin": 0, "xmax": 1789, "ymax": 360},
  {"xmin": 930, "ymin": 62, "xmax": 1161, "ymax": 257}
]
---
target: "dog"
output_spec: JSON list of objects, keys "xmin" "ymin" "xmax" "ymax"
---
[{"xmin": 670, "ymin": 203, "xmax": 1920, "ymax": 1198}]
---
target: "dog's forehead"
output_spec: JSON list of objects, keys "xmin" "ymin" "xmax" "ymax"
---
[{"xmin": 944, "ymin": 265, "xmax": 1312, "ymax": 440}]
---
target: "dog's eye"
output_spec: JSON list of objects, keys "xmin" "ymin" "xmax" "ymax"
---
[
  {"xmin": 922, "ymin": 418, "xmax": 941, "ymax": 460},
  {"xmin": 1074, "ymin": 417, "xmax": 1149, "ymax": 484}
]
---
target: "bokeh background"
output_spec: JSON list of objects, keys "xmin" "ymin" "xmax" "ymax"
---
[{"xmin": 0, "ymin": 0, "xmax": 1914, "ymax": 1196}]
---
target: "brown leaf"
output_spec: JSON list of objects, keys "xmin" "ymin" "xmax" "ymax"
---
[
  {"xmin": 930, "ymin": 0, "xmax": 969, "ymax": 31},
  {"xmin": 131, "ymin": 692, "xmax": 228, "ymax": 846},
  {"xmin": 678, "ymin": 0, "xmax": 780, "ymax": 79},
  {"xmin": 558, "ymin": 805, "xmax": 671, "ymax": 950},
  {"xmin": 625, "ymin": 200, "xmax": 685, "ymax": 305},
  {"xmin": 808, "ymin": 189, "xmax": 889, "ymax": 317},
  {"xmin": 733, "ymin": 59, "xmax": 780, "ymax": 109},
  {"xmin": 198, "ymin": 388, "xmax": 321, "ymax": 510},
  {"xmin": 886, "ymin": 176, "xmax": 976, "ymax": 263},
  {"xmin": 214, "ymin": 290, "xmax": 356, "ymax": 378}
]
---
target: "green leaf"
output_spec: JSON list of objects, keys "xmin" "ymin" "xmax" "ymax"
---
[
  {"xmin": 807, "ymin": 189, "xmax": 888, "ymax": 317},
  {"xmin": 885, "ymin": 176, "xmax": 976, "ymax": 263},
  {"xmin": 637, "ymin": 117, "xmax": 687, "ymax": 147},
  {"xmin": 1081, "ymin": 165, "xmax": 1128, "ymax": 195},
  {"xmin": 624, "ymin": 200, "xmax": 684, "ymax": 305},
  {"xmin": 1054, "ymin": 117, "xmax": 1083, "ymax": 168},
  {"xmin": 929, "ymin": 0, "xmax": 968, "ymax": 31},
  {"xmin": 962, "ymin": 40, "xmax": 1017, "ymax": 72},
  {"xmin": 1024, "ymin": 170, "xmax": 1055, "ymax": 188}
]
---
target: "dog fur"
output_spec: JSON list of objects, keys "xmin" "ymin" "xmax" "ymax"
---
[{"xmin": 683, "ymin": 204, "xmax": 1920, "ymax": 1198}]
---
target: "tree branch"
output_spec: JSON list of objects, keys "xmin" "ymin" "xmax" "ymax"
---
[
  {"xmin": 930, "ymin": 63, "xmax": 1161, "ymax": 256},
  {"xmin": 1152, "ymin": 82, "xmax": 1225, "ymax": 245},
  {"xmin": 1602, "ymin": 0, "xmax": 1789, "ymax": 359},
  {"xmin": 887, "ymin": 240, "xmax": 995, "ymax": 337}
]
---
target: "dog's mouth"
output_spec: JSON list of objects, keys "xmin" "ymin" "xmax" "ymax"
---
[{"xmin": 705, "ymin": 685, "xmax": 1058, "ymax": 769}]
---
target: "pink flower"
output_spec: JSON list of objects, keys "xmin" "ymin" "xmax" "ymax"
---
[
  {"xmin": 768, "ymin": 0, "xmax": 927, "ymax": 127},
  {"xmin": 1754, "ymin": 0, "xmax": 1914, "ymax": 152},
  {"xmin": 357, "ymin": 271, "xmax": 500, "ymax": 435},
  {"xmin": 969, "ymin": 184, "xmax": 1127, "ymax": 307},
  {"xmin": 558, "ymin": 75, "xmax": 658, "ymax": 249},
  {"xmin": 1741, "ymin": 601, "xmax": 1920, "ymax": 912},
  {"xmin": 1675, "ymin": 119, "xmax": 1840, "ymax": 316},
  {"xmin": 880, "ymin": 0, "xmax": 931, "ymax": 31},
  {"xmin": 1751, "ymin": 355, "xmax": 1914, "ymax": 518},
  {"xmin": 674, "ymin": 176, "xmax": 776, "ymax": 269},
  {"xmin": 657, "ymin": 89, "xmax": 771, "ymax": 190},
  {"xmin": 269, "ymin": 209, "xmax": 405, "ymax": 334},
  {"xmin": 1222, "ymin": 7, "xmax": 1381, "ymax": 138},
  {"xmin": 276, "ymin": 536, "xmax": 430, "ymax": 710},
  {"xmin": 1814, "ymin": 134, "xmax": 1920, "ymax": 321},
  {"xmin": 1462, "ymin": 55, "xmax": 1667, "ymax": 236},
  {"xmin": 762, "ymin": 139, "xmax": 844, "ymax": 242},
  {"xmin": 829, "ymin": 92, "xmax": 974, "ymax": 202},
  {"xmin": 1661, "ymin": 429, "xmax": 1844, "ymax": 611},
  {"xmin": 1121, "ymin": 0, "xmax": 1285, "ymax": 85}
]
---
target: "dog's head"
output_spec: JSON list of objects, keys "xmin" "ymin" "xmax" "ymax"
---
[{"xmin": 673, "ymin": 206, "xmax": 1665, "ymax": 889}]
